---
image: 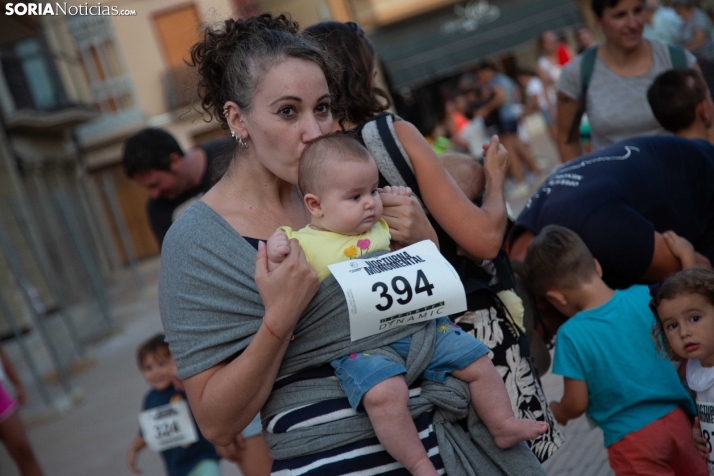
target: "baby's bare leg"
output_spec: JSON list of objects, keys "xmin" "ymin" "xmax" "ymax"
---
[
  {"xmin": 266, "ymin": 229, "xmax": 291, "ymax": 273},
  {"xmin": 363, "ymin": 376, "xmax": 438, "ymax": 476},
  {"xmin": 451, "ymin": 355, "xmax": 548, "ymax": 449}
]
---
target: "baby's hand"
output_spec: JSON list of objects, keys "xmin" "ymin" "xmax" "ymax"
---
[
  {"xmin": 693, "ymin": 417, "xmax": 710, "ymax": 460},
  {"xmin": 267, "ymin": 229, "xmax": 290, "ymax": 272},
  {"xmin": 662, "ymin": 230, "xmax": 696, "ymax": 270},
  {"xmin": 379, "ymin": 186, "xmax": 412, "ymax": 197}
]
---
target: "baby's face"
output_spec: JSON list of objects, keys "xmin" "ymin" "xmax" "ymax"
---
[{"xmin": 316, "ymin": 159, "xmax": 383, "ymax": 235}]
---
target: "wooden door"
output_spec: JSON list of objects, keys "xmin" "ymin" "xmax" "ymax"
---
[{"xmin": 152, "ymin": 4, "xmax": 202, "ymax": 68}]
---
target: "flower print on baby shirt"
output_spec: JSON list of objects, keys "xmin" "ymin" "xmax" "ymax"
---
[{"xmin": 343, "ymin": 239, "xmax": 372, "ymax": 259}]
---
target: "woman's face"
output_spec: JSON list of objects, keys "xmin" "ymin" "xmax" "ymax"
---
[
  {"xmin": 541, "ymin": 31, "xmax": 557, "ymax": 54},
  {"xmin": 577, "ymin": 28, "xmax": 595, "ymax": 48},
  {"xmin": 598, "ymin": 0, "xmax": 646, "ymax": 51},
  {"xmin": 242, "ymin": 58, "xmax": 333, "ymax": 184}
]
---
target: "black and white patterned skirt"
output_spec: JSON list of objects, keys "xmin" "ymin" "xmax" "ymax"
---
[{"xmin": 455, "ymin": 305, "xmax": 565, "ymax": 463}]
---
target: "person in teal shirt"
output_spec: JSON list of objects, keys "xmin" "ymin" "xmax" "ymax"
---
[{"xmin": 523, "ymin": 225, "xmax": 705, "ymax": 475}]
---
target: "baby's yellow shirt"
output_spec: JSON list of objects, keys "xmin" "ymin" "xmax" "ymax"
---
[{"xmin": 280, "ymin": 219, "xmax": 391, "ymax": 281}]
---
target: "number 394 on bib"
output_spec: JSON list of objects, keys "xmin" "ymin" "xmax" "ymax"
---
[{"xmin": 328, "ymin": 240, "xmax": 467, "ymax": 341}]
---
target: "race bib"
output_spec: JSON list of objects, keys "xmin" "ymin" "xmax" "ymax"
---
[
  {"xmin": 139, "ymin": 400, "xmax": 198, "ymax": 452},
  {"xmin": 329, "ymin": 240, "xmax": 467, "ymax": 341},
  {"xmin": 698, "ymin": 401, "xmax": 714, "ymax": 474}
]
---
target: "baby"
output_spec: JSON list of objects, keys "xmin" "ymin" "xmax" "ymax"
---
[{"xmin": 267, "ymin": 133, "xmax": 546, "ymax": 476}]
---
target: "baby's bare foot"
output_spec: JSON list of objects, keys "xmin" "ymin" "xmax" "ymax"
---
[{"xmin": 492, "ymin": 418, "xmax": 548, "ymax": 449}]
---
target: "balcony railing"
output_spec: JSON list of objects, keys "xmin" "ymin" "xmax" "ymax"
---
[
  {"xmin": 1, "ymin": 37, "xmax": 71, "ymax": 112},
  {"xmin": 1, "ymin": 37, "xmax": 97, "ymax": 131}
]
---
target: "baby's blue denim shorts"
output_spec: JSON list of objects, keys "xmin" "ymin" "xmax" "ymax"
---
[{"xmin": 330, "ymin": 317, "xmax": 490, "ymax": 409}]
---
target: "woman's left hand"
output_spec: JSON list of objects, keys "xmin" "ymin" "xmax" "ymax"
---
[{"xmin": 380, "ymin": 190, "xmax": 438, "ymax": 249}]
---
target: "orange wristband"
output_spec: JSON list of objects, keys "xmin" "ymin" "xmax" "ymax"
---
[{"xmin": 262, "ymin": 317, "xmax": 294, "ymax": 343}]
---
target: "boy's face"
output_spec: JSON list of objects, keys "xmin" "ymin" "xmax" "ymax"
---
[
  {"xmin": 313, "ymin": 158, "xmax": 383, "ymax": 235},
  {"xmin": 658, "ymin": 293, "xmax": 714, "ymax": 366},
  {"xmin": 140, "ymin": 351, "xmax": 177, "ymax": 391}
]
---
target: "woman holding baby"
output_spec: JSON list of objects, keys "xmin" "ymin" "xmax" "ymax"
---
[{"xmin": 159, "ymin": 13, "xmax": 549, "ymax": 475}]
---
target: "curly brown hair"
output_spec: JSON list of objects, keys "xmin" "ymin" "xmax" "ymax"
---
[
  {"xmin": 304, "ymin": 21, "xmax": 392, "ymax": 128},
  {"xmin": 189, "ymin": 13, "xmax": 341, "ymax": 139},
  {"xmin": 650, "ymin": 266, "xmax": 714, "ymax": 360}
]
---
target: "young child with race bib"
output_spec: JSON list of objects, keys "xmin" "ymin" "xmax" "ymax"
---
[
  {"xmin": 266, "ymin": 133, "xmax": 547, "ymax": 476},
  {"xmin": 651, "ymin": 233, "xmax": 714, "ymax": 474},
  {"xmin": 126, "ymin": 334, "xmax": 221, "ymax": 476},
  {"xmin": 523, "ymin": 226, "xmax": 707, "ymax": 476}
]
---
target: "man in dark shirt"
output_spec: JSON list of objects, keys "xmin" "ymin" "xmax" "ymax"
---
[
  {"xmin": 122, "ymin": 128, "xmax": 232, "ymax": 246},
  {"xmin": 510, "ymin": 69, "xmax": 714, "ymax": 289}
]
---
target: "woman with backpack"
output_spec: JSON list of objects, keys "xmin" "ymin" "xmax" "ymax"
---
[{"xmin": 556, "ymin": 0, "xmax": 696, "ymax": 162}]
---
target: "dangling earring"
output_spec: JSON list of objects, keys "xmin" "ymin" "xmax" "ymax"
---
[{"xmin": 237, "ymin": 136, "xmax": 248, "ymax": 149}]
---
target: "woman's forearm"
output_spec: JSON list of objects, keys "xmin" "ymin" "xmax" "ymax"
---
[
  {"xmin": 685, "ymin": 29, "xmax": 706, "ymax": 50},
  {"xmin": 186, "ymin": 320, "xmax": 291, "ymax": 445},
  {"xmin": 477, "ymin": 169, "xmax": 508, "ymax": 257},
  {"xmin": 185, "ymin": 238, "xmax": 320, "ymax": 447},
  {"xmin": 556, "ymin": 92, "xmax": 582, "ymax": 162}
]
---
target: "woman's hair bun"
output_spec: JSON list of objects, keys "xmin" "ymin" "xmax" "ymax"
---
[{"xmin": 189, "ymin": 13, "xmax": 304, "ymax": 124}]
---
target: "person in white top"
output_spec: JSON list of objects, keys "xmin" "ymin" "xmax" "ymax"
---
[
  {"xmin": 643, "ymin": 0, "xmax": 683, "ymax": 45},
  {"xmin": 652, "ymin": 235, "xmax": 714, "ymax": 472},
  {"xmin": 536, "ymin": 31, "xmax": 561, "ymax": 126},
  {"xmin": 517, "ymin": 69, "xmax": 557, "ymax": 143}
]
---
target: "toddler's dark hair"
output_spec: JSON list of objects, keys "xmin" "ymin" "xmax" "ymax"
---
[
  {"xmin": 522, "ymin": 225, "xmax": 599, "ymax": 297},
  {"xmin": 137, "ymin": 333, "xmax": 171, "ymax": 368},
  {"xmin": 650, "ymin": 266, "xmax": 714, "ymax": 359}
]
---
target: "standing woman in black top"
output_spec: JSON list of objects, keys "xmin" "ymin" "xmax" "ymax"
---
[{"xmin": 304, "ymin": 21, "xmax": 565, "ymax": 462}]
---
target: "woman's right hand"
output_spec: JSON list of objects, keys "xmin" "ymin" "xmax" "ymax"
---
[
  {"xmin": 380, "ymin": 192, "xmax": 439, "ymax": 249},
  {"xmin": 255, "ymin": 239, "xmax": 319, "ymax": 336},
  {"xmin": 662, "ymin": 230, "xmax": 697, "ymax": 270}
]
